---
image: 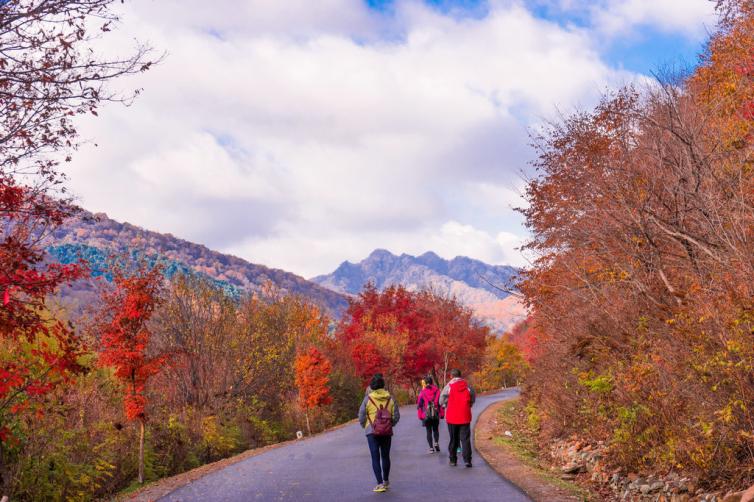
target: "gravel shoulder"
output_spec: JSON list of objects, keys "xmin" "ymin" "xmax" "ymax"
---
[{"xmin": 474, "ymin": 397, "xmax": 587, "ymax": 502}]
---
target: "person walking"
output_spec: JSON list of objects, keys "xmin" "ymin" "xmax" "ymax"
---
[
  {"xmin": 417, "ymin": 375, "xmax": 443, "ymax": 453},
  {"xmin": 439, "ymin": 369, "xmax": 476, "ymax": 468},
  {"xmin": 359, "ymin": 374, "xmax": 400, "ymax": 493},
  {"xmin": 365, "ymin": 372, "xmax": 384, "ymax": 396}
]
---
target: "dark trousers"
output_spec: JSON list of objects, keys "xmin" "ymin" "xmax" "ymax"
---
[
  {"xmin": 447, "ymin": 423, "xmax": 472, "ymax": 463},
  {"xmin": 366, "ymin": 433, "xmax": 392, "ymax": 484},
  {"xmin": 424, "ymin": 418, "xmax": 440, "ymax": 447}
]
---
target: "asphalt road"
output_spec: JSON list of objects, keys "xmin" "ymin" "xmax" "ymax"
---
[{"xmin": 161, "ymin": 388, "xmax": 530, "ymax": 502}]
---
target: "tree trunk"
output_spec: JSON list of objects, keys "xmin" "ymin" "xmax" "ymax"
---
[
  {"xmin": 138, "ymin": 419, "xmax": 145, "ymax": 484},
  {"xmin": 305, "ymin": 410, "xmax": 311, "ymax": 436},
  {"xmin": 442, "ymin": 352, "xmax": 450, "ymax": 388}
]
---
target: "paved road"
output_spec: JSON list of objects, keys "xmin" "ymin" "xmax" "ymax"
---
[{"xmin": 161, "ymin": 389, "xmax": 530, "ymax": 502}]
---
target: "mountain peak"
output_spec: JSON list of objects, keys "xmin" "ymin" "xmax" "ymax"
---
[
  {"xmin": 366, "ymin": 248, "xmax": 396, "ymax": 260},
  {"xmin": 311, "ymin": 249, "xmax": 524, "ymax": 332}
]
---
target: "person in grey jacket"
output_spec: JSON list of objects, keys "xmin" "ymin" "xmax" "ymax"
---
[{"xmin": 358, "ymin": 375, "xmax": 400, "ymax": 492}]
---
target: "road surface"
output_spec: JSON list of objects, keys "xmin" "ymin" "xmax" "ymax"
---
[{"xmin": 161, "ymin": 388, "xmax": 530, "ymax": 502}]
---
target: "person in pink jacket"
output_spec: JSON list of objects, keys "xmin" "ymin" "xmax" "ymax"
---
[{"xmin": 417, "ymin": 376, "xmax": 444, "ymax": 453}]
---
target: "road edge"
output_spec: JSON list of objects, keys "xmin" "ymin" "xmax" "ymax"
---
[
  {"xmin": 474, "ymin": 397, "xmax": 584, "ymax": 502},
  {"xmin": 111, "ymin": 418, "xmax": 359, "ymax": 502}
]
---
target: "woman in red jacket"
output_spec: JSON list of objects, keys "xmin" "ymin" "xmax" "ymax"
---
[{"xmin": 417, "ymin": 376, "xmax": 443, "ymax": 453}]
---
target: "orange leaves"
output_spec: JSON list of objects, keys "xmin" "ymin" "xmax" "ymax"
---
[
  {"xmin": 520, "ymin": 2, "xmax": 754, "ymax": 485},
  {"xmin": 473, "ymin": 333, "xmax": 529, "ymax": 392},
  {"xmin": 690, "ymin": 1, "xmax": 754, "ymax": 149},
  {"xmin": 0, "ymin": 367, "xmax": 25, "ymax": 401},
  {"xmin": 124, "ymin": 392, "xmax": 148, "ymax": 421},
  {"xmin": 294, "ymin": 347, "xmax": 333, "ymax": 410}
]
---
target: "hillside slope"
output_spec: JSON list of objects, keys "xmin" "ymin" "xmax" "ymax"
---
[{"xmin": 48, "ymin": 212, "xmax": 349, "ymax": 315}]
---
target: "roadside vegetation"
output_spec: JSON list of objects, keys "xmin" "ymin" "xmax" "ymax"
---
[
  {"xmin": 519, "ymin": 0, "xmax": 754, "ymax": 490},
  {"xmin": 474, "ymin": 397, "xmax": 589, "ymax": 502}
]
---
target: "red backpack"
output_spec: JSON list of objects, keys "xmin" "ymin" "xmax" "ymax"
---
[{"xmin": 368, "ymin": 396, "xmax": 394, "ymax": 436}]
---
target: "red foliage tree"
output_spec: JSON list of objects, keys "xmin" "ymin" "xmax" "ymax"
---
[
  {"xmin": 417, "ymin": 289, "xmax": 488, "ymax": 387},
  {"xmin": 0, "ymin": 180, "xmax": 86, "ymax": 442},
  {"xmin": 0, "ymin": 0, "xmax": 153, "ymax": 442},
  {"xmin": 336, "ymin": 284, "xmax": 488, "ymax": 390},
  {"xmin": 98, "ymin": 265, "xmax": 165, "ymax": 484},
  {"xmin": 505, "ymin": 316, "xmax": 546, "ymax": 364},
  {"xmin": 294, "ymin": 347, "xmax": 333, "ymax": 435}
]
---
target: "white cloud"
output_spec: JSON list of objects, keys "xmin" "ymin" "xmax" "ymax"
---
[
  {"xmin": 591, "ymin": 0, "xmax": 717, "ymax": 37},
  {"xmin": 125, "ymin": 0, "xmax": 380, "ymax": 39},
  {"xmin": 226, "ymin": 219, "xmax": 529, "ymax": 278},
  {"xmin": 68, "ymin": 0, "xmax": 647, "ymax": 277}
]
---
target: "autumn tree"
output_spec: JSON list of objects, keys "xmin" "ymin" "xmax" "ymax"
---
[
  {"xmin": 472, "ymin": 335, "xmax": 528, "ymax": 392},
  {"xmin": 153, "ymin": 277, "xmax": 329, "ymax": 406},
  {"xmin": 504, "ymin": 316, "xmax": 544, "ymax": 364},
  {"xmin": 150, "ymin": 275, "xmax": 238, "ymax": 409},
  {"xmin": 0, "ymin": 0, "xmax": 153, "ymax": 445},
  {"xmin": 336, "ymin": 284, "xmax": 488, "ymax": 392},
  {"xmin": 149, "ymin": 276, "xmax": 355, "ymax": 446},
  {"xmin": 98, "ymin": 265, "xmax": 165, "ymax": 485},
  {"xmin": 294, "ymin": 347, "xmax": 333, "ymax": 435},
  {"xmin": 518, "ymin": 0, "xmax": 754, "ymax": 486},
  {"xmin": 417, "ymin": 290, "xmax": 488, "ymax": 387},
  {"xmin": 0, "ymin": 190, "xmax": 84, "ymax": 440},
  {"xmin": 229, "ymin": 292, "xmax": 330, "ymax": 414},
  {"xmin": 1, "ymin": 0, "xmax": 153, "ymax": 185}
]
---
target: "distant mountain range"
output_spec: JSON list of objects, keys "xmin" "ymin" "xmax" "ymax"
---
[
  {"xmin": 47, "ymin": 211, "xmax": 349, "ymax": 315},
  {"xmin": 311, "ymin": 249, "xmax": 527, "ymax": 332},
  {"xmin": 46, "ymin": 213, "xmax": 526, "ymax": 330}
]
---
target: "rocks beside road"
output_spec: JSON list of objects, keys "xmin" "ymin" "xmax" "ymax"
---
[
  {"xmin": 548, "ymin": 439, "xmax": 754, "ymax": 502},
  {"xmin": 475, "ymin": 399, "xmax": 585, "ymax": 501},
  {"xmin": 463, "ymin": 395, "xmax": 754, "ymax": 502}
]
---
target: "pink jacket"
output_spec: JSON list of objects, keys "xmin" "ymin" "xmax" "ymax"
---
[{"xmin": 417, "ymin": 384, "xmax": 444, "ymax": 421}]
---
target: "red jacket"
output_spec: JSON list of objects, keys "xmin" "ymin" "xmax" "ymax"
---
[{"xmin": 440, "ymin": 378, "xmax": 475, "ymax": 425}]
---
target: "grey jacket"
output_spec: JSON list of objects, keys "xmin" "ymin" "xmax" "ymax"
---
[
  {"xmin": 439, "ymin": 377, "xmax": 476, "ymax": 408},
  {"xmin": 358, "ymin": 389, "xmax": 400, "ymax": 435}
]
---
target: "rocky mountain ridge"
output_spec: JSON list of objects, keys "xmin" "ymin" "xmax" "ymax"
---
[{"xmin": 311, "ymin": 249, "xmax": 526, "ymax": 332}]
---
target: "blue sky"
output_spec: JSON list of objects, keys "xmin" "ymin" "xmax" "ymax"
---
[
  {"xmin": 368, "ymin": 0, "xmax": 488, "ymax": 15},
  {"xmin": 366, "ymin": 0, "xmax": 709, "ymax": 73},
  {"xmin": 603, "ymin": 27, "xmax": 704, "ymax": 74},
  {"xmin": 69, "ymin": 0, "xmax": 718, "ymax": 277}
]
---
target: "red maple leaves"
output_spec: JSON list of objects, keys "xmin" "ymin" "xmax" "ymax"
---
[
  {"xmin": 97, "ymin": 265, "xmax": 166, "ymax": 421},
  {"xmin": 0, "ymin": 179, "xmax": 85, "ymax": 440},
  {"xmin": 336, "ymin": 284, "xmax": 488, "ymax": 387}
]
